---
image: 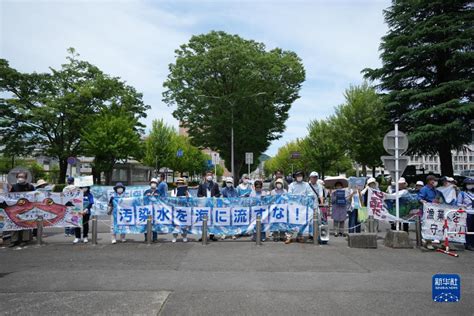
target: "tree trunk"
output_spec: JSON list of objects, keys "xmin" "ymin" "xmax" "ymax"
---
[
  {"xmin": 372, "ymin": 166, "xmax": 376, "ymax": 177},
  {"xmin": 58, "ymin": 158, "xmax": 68, "ymax": 184},
  {"xmin": 362, "ymin": 165, "xmax": 367, "ymax": 177},
  {"xmin": 105, "ymin": 170, "xmax": 113, "ymax": 185},
  {"xmin": 438, "ymin": 143, "xmax": 454, "ymax": 176},
  {"xmin": 91, "ymin": 167, "xmax": 101, "ymax": 185}
]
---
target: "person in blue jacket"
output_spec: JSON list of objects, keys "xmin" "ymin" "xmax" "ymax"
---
[{"xmin": 73, "ymin": 186, "xmax": 94, "ymax": 244}]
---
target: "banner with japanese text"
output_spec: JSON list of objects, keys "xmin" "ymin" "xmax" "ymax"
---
[
  {"xmin": 367, "ymin": 188, "xmax": 406, "ymax": 222},
  {"xmin": 0, "ymin": 190, "xmax": 83, "ymax": 231},
  {"xmin": 421, "ymin": 203, "xmax": 467, "ymax": 243},
  {"xmin": 111, "ymin": 194, "xmax": 316, "ymax": 235}
]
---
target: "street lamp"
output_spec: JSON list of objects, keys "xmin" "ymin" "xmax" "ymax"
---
[{"xmin": 197, "ymin": 92, "xmax": 266, "ymax": 181}]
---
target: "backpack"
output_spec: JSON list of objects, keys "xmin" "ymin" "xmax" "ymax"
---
[{"xmin": 334, "ymin": 190, "xmax": 347, "ymax": 206}]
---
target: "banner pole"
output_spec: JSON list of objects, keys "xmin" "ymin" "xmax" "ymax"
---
[
  {"xmin": 395, "ymin": 123, "xmax": 400, "ymax": 231},
  {"xmin": 36, "ymin": 216, "xmax": 43, "ymax": 246},
  {"xmin": 202, "ymin": 215, "xmax": 208, "ymax": 245},
  {"xmin": 415, "ymin": 215, "xmax": 422, "ymax": 248},
  {"xmin": 313, "ymin": 208, "xmax": 319, "ymax": 245},
  {"xmin": 256, "ymin": 215, "xmax": 262, "ymax": 246},
  {"xmin": 146, "ymin": 215, "xmax": 152, "ymax": 245},
  {"xmin": 91, "ymin": 215, "xmax": 98, "ymax": 245}
]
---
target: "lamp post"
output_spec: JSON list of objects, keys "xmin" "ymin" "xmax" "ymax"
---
[{"xmin": 197, "ymin": 92, "xmax": 266, "ymax": 181}]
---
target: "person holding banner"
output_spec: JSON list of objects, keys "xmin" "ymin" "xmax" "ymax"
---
[
  {"xmin": 458, "ymin": 177, "xmax": 474, "ymax": 251},
  {"xmin": 197, "ymin": 171, "xmax": 220, "ymax": 242},
  {"xmin": 417, "ymin": 175, "xmax": 440, "ymax": 250},
  {"xmin": 269, "ymin": 170, "xmax": 289, "ymax": 191},
  {"xmin": 221, "ymin": 177, "xmax": 238, "ymax": 198},
  {"xmin": 250, "ymin": 180, "xmax": 266, "ymax": 198},
  {"xmin": 63, "ymin": 176, "xmax": 77, "ymax": 237},
  {"xmin": 172, "ymin": 178, "xmax": 190, "ymax": 242},
  {"xmin": 143, "ymin": 178, "xmax": 160, "ymax": 242},
  {"xmin": 237, "ymin": 174, "xmax": 252, "ymax": 197},
  {"xmin": 108, "ymin": 182, "xmax": 127, "ymax": 244},
  {"xmin": 385, "ymin": 177, "xmax": 410, "ymax": 232},
  {"xmin": 271, "ymin": 178, "xmax": 287, "ymax": 196},
  {"xmin": 8, "ymin": 171, "xmax": 35, "ymax": 248},
  {"xmin": 437, "ymin": 176, "xmax": 459, "ymax": 206},
  {"xmin": 73, "ymin": 186, "xmax": 94, "ymax": 244}
]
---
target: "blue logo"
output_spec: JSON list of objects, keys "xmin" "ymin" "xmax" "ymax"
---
[{"xmin": 432, "ymin": 274, "xmax": 460, "ymax": 302}]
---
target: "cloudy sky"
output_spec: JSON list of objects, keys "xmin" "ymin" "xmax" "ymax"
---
[{"xmin": 1, "ymin": 0, "xmax": 390, "ymax": 156}]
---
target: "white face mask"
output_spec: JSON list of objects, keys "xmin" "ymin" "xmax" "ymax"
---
[
  {"xmin": 467, "ymin": 184, "xmax": 474, "ymax": 190},
  {"xmin": 150, "ymin": 183, "xmax": 157, "ymax": 189},
  {"xmin": 296, "ymin": 177, "xmax": 303, "ymax": 182},
  {"xmin": 206, "ymin": 176, "xmax": 213, "ymax": 182},
  {"xmin": 226, "ymin": 183, "xmax": 233, "ymax": 188},
  {"xmin": 276, "ymin": 183, "xmax": 283, "ymax": 189},
  {"xmin": 17, "ymin": 177, "xmax": 26, "ymax": 184},
  {"xmin": 243, "ymin": 179, "xmax": 249, "ymax": 184},
  {"xmin": 117, "ymin": 188, "xmax": 124, "ymax": 194}
]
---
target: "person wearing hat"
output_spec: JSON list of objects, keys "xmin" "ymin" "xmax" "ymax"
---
[
  {"xmin": 143, "ymin": 178, "xmax": 161, "ymax": 242},
  {"xmin": 413, "ymin": 181, "xmax": 424, "ymax": 194},
  {"xmin": 221, "ymin": 177, "xmax": 238, "ymax": 198},
  {"xmin": 35, "ymin": 179, "xmax": 50, "ymax": 192},
  {"xmin": 360, "ymin": 177, "xmax": 381, "ymax": 233},
  {"xmin": 269, "ymin": 170, "xmax": 289, "ymax": 191},
  {"xmin": 73, "ymin": 186, "xmax": 94, "ymax": 244},
  {"xmin": 270, "ymin": 178, "xmax": 287, "ymax": 195},
  {"xmin": 457, "ymin": 177, "xmax": 474, "ymax": 251},
  {"xmin": 8, "ymin": 171, "xmax": 35, "ymax": 248},
  {"xmin": 437, "ymin": 176, "xmax": 458, "ymax": 205},
  {"xmin": 308, "ymin": 172, "xmax": 324, "ymax": 205},
  {"xmin": 171, "ymin": 178, "xmax": 190, "ymax": 243},
  {"xmin": 108, "ymin": 182, "xmax": 127, "ymax": 244},
  {"xmin": 237, "ymin": 174, "xmax": 253, "ymax": 197},
  {"xmin": 63, "ymin": 176, "xmax": 77, "ymax": 237},
  {"xmin": 288, "ymin": 171, "xmax": 313, "ymax": 196},
  {"xmin": 385, "ymin": 177, "xmax": 410, "ymax": 232},
  {"xmin": 331, "ymin": 181, "xmax": 350, "ymax": 237}
]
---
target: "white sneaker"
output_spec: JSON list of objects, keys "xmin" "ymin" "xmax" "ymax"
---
[
  {"xmin": 121, "ymin": 238, "xmax": 126, "ymax": 243},
  {"xmin": 83, "ymin": 238, "xmax": 88, "ymax": 243},
  {"xmin": 73, "ymin": 238, "xmax": 80, "ymax": 244},
  {"xmin": 172, "ymin": 238, "xmax": 177, "ymax": 243},
  {"xmin": 111, "ymin": 239, "xmax": 117, "ymax": 244},
  {"xmin": 183, "ymin": 238, "xmax": 188, "ymax": 243}
]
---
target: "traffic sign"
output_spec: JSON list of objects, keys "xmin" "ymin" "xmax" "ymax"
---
[
  {"xmin": 212, "ymin": 153, "xmax": 220, "ymax": 165},
  {"xmin": 381, "ymin": 155, "xmax": 409, "ymax": 178},
  {"xmin": 67, "ymin": 157, "xmax": 77, "ymax": 165},
  {"xmin": 290, "ymin": 151, "xmax": 301, "ymax": 159},
  {"xmin": 176, "ymin": 149, "xmax": 183, "ymax": 157},
  {"xmin": 245, "ymin": 152, "xmax": 253, "ymax": 165},
  {"xmin": 383, "ymin": 130, "xmax": 409, "ymax": 156}
]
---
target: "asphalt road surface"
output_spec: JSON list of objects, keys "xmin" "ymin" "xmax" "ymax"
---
[{"xmin": 0, "ymin": 220, "xmax": 472, "ymax": 315}]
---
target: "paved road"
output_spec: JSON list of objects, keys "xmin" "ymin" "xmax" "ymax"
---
[{"xmin": 0, "ymin": 221, "xmax": 472, "ymax": 315}]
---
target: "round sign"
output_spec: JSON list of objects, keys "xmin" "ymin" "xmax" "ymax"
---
[
  {"xmin": 7, "ymin": 167, "xmax": 33, "ymax": 185},
  {"xmin": 383, "ymin": 130, "xmax": 409, "ymax": 155},
  {"xmin": 67, "ymin": 157, "xmax": 77, "ymax": 165}
]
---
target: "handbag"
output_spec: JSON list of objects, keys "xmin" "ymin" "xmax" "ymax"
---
[{"xmin": 358, "ymin": 206, "xmax": 368, "ymax": 222}]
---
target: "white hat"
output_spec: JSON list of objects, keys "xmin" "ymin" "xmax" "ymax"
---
[
  {"xmin": 309, "ymin": 171, "xmax": 319, "ymax": 177},
  {"xmin": 150, "ymin": 178, "xmax": 158, "ymax": 184},
  {"xmin": 446, "ymin": 177, "xmax": 455, "ymax": 182},
  {"xmin": 416, "ymin": 181, "xmax": 424, "ymax": 186},
  {"xmin": 398, "ymin": 177, "xmax": 407, "ymax": 184},
  {"xmin": 225, "ymin": 177, "xmax": 234, "ymax": 183},
  {"xmin": 367, "ymin": 177, "xmax": 377, "ymax": 185}
]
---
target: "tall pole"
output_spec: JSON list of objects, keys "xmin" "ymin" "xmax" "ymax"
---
[
  {"xmin": 231, "ymin": 104, "xmax": 234, "ymax": 181},
  {"xmin": 395, "ymin": 123, "xmax": 400, "ymax": 231}
]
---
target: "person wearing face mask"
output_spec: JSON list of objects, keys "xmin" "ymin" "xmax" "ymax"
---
[
  {"xmin": 108, "ymin": 182, "xmax": 127, "ymax": 244},
  {"xmin": 73, "ymin": 186, "xmax": 94, "ymax": 244},
  {"xmin": 417, "ymin": 175, "xmax": 440, "ymax": 250},
  {"xmin": 8, "ymin": 171, "xmax": 35, "ymax": 248},
  {"xmin": 237, "ymin": 174, "xmax": 252, "ymax": 197},
  {"xmin": 308, "ymin": 172, "xmax": 324, "ymax": 205},
  {"xmin": 197, "ymin": 171, "xmax": 220, "ymax": 242},
  {"xmin": 171, "ymin": 178, "xmax": 190, "ymax": 242},
  {"xmin": 63, "ymin": 176, "xmax": 77, "ymax": 237},
  {"xmin": 457, "ymin": 177, "xmax": 474, "ymax": 251},
  {"xmin": 271, "ymin": 178, "xmax": 287, "ymax": 195},
  {"xmin": 288, "ymin": 171, "xmax": 313, "ymax": 196},
  {"xmin": 157, "ymin": 173, "xmax": 168, "ymax": 198},
  {"xmin": 437, "ymin": 176, "xmax": 458, "ymax": 206},
  {"xmin": 221, "ymin": 177, "xmax": 238, "ymax": 198},
  {"xmin": 143, "ymin": 178, "xmax": 160, "ymax": 242},
  {"xmin": 269, "ymin": 170, "xmax": 289, "ymax": 191}
]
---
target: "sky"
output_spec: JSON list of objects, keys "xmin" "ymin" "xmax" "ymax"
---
[{"xmin": 0, "ymin": 0, "xmax": 390, "ymax": 156}]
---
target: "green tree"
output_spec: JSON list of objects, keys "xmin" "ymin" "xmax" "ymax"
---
[
  {"xmin": 163, "ymin": 31, "xmax": 305, "ymax": 181},
  {"xmin": 168, "ymin": 134, "xmax": 208, "ymax": 177},
  {"xmin": 264, "ymin": 140, "xmax": 305, "ymax": 177},
  {"xmin": 0, "ymin": 48, "xmax": 149, "ymax": 183},
  {"xmin": 82, "ymin": 112, "xmax": 143, "ymax": 185},
  {"xmin": 332, "ymin": 83, "xmax": 388, "ymax": 176},
  {"xmin": 363, "ymin": 0, "xmax": 473, "ymax": 176},
  {"xmin": 143, "ymin": 119, "xmax": 176, "ymax": 172},
  {"xmin": 301, "ymin": 119, "xmax": 348, "ymax": 178}
]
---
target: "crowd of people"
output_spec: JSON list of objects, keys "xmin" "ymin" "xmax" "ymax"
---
[{"xmin": 2, "ymin": 170, "xmax": 473, "ymax": 251}]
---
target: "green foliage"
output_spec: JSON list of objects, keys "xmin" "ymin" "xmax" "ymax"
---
[
  {"xmin": 264, "ymin": 140, "xmax": 305, "ymax": 176},
  {"xmin": 363, "ymin": 0, "xmax": 474, "ymax": 176},
  {"xmin": 332, "ymin": 83, "xmax": 388, "ymax": 174},
  {"xmin": 82, "ymin": 112, "xmax": 143, "ymax": 185},
  {"xmin": 28, "ymin": 162, "xmax": 46, "ymax": 181},
  {"xmin": 168, "ymin": 134, "xmax": 208, "ymax": 175},
  {"xmin": 143, "ymin": 119, "xmax": 176, "ymax": 170},
  {"xmin": 163, "ymin": 31, "xmax": 305, "ymax": 177},
  {"xmin": 0, "ymin": 48, "xmax": 150, "ymax": 183}
]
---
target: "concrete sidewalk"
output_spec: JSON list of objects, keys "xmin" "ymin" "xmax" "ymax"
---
[{"xmin": 0, "ymin": 220, "xmax": 472, "ymax": 315}]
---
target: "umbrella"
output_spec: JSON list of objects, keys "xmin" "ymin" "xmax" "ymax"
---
[{"xmin": 323, "ymin": 176, "xmax": 349, "ymax": 189}]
